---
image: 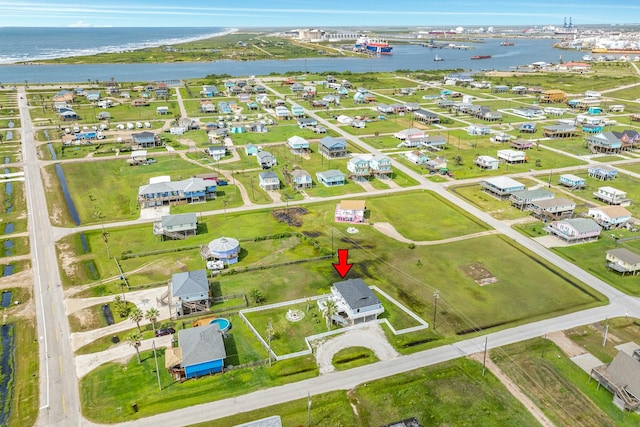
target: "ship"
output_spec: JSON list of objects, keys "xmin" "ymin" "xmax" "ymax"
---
[
  {"xmin": 500, "ymin": 38, "xmax": 514, "ymax": 46},
  {"xmin": 591, "ymin": 47, "xmax": 640, "ymax": 54},
  {"xmin": 354, "ymin": 36, "xmax": 393, "ymax": 54},
  {"xmin": 434, "ymin": 54, "xmax": 444, "ymax": 61},
  {"xmin": 471, "ymin": 55, "xmax": 491, "ymax": 60}
]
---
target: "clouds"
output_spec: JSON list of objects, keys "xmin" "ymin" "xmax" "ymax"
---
[{"xmin": 0, "ymin": 1, "xmax": 637, "ymax": 27}]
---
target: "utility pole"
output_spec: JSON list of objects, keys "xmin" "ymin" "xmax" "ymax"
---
[
  {"xmin": 307, "ymin": 392, "xmax": 312, "ymax": 427},
  {"xmin": 250, "ymin": 176, "xmax": 255, "ymax": 200},
  {"xmin": 152, "ymin": 341, "xmax": 162, "ymax": 391},
  {"xmin": 603, "ymin": 318, "xmax": 609, "ymax": 347},
  {"xmin": 432, "ymin": 290, "xmax": 439, "ymax": 331},
  {"xmin": 482, "ymin": 336, "xmax": 488, "ymax": 377},
  {"xmin": 541, "ymin": 334, "xmax": 547, "ymax": 358}
]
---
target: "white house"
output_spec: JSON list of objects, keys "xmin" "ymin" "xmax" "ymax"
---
[
  {"xmin": 497, "ymin": 149, "xmax": 526, "ymax": 164},
  {"xmin": 593, "ymin": 186, "xmax": 630, "ymax": 206},
  {"xmin": 319, "ymin": 278, "xmax": 384, "ymax": 326},
  {"xmin": 475, "ymin": 155, "xmax": 499, "ymax": 170}
]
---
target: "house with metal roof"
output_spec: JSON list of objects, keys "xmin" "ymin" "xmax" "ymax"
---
[
  {"xmin": 316, "ymin": 170, "xmax": 345, "ymax": 187},
  {"xmin": 335, "ymin": 200, "xmax": 366, "ymax": 223},
  {"xmin": 531, "ymin": 198, "xmax": 576, "ymax": 221},
  {"xmin": 543, "ymin": 124, "xmax": 578, "ymax": 138},
  {"xmin": 593, "ymin": 186, "xmax": 630, "ymax": 206},
  {"xmin": 606, "ymin": 249, "xmax": 640, "ymax": 275},
  {"xmin": 475, "ymin": 155, "xmax": 499, "ymax": 170},
  {"xmin": 166, "ymin": 324, "xmax": 226, "ymax": 379},
  {"xmin": 480, "ymin": 177, "xmax": 525, "ymax": 200},
  {"xmin": 287, "ymin": 136, "xmax": 310, "ymax": 153},
  {"xmin": 321, "ymin": 278, "xmax": 384, "ymax": 326},
  {"xmin": 509, "ymin": 188, "xmax": 554, "ymax": 211},
  {"xmin": 132, "ymin": 131, "xmax": 161, "ymax": 148},
  {"xmin": 370, "ymin": 155, "xmax": 392, "ymax": 179},
  {"xmin": 137, "ymin": 177, "xmax": 217, "ymax": 208},
  {"xmin": 405, "ymin": 151, "xmax": 430, "ymax": 165},
  {"xmin": 257, "ymin": 151, "xmax": 276, "ymax": 169},
  {"xmin": 169, "ymin": 269, "xmax": 210, "ymax": 317},
  {"xmin": 497, "ymin": 149, "xmax": 526, "ymax": 164},
  {"xmin": 559, "ymin": 174, "xmax": 586, "ymax": 189},
  {"xmin": 544, "ymin": 218, "xmax": 602, "ymax": 244},
  {"xmin": 588, "ymin": 165, "xmax": 618, "ymax": 181},
  {"xmin": 421, "ymin": 135, "xmax": 447, "ymax": 151},
  {"xmin": 290, "ymin": 169, "xmax": 312, "ymax": 189},
  {"xmin": 205, "ymin": 145, "xmax": 226, "ymax": 160},
  {"xmin": 347, "ymin": 157, "xmax": 371, "ymax": 180},
  {"xmin": 588, "ymin": 205, "xmax": 632, "ymax": 228},
  {"xmin": 319, "ymin": 137, "xmax": 347, "ymax": 159},
  {"xmin": 586, "ymin": 132, "xmax": 623, "ymax": 153},
  {"xmin": 153, "ymin": 212, "xmax": 198, "ymax": 241},
  {"xmin": 259, "ymin": 171, "xmax": 280, "ymax": 191}
]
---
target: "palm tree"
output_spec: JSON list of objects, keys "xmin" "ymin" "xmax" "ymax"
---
[
  {"xmin": 322, "ymin": 299, "xmax": 338, "ymax": 331},
  {"xmin": 113, "ymin": 295, "xmax": 129, "ymax": 318},
  {"xmin": 129, "ymin": 307, "xmax": 144, "ymax": 333},
  {"xmin": 126, "ymin": 332, "xmax": 143, "ymax": 364},
  {"xmin": 145, "ymin": 307, "xmax": 159, "ymax": 335}
]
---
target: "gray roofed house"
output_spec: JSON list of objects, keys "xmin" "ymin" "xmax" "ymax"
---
[
  {"xmin": 509, "ymin": 188, "xmax": 554, "ymax": 210},
  {"xmin": 257, "ymin": 151, "xmax": 276, "ymax": 168},
  {"xmin": 153, "ymin": 212, "xmax": 198, "ymax": 240},
  {"xmin": 170, "ymin": 269, "xmax": 210, "ymax": 317},
  {"xmin": 321, "ymin": 278, "xmax": 384, "ymax": 326},
  {"xmin": 544, "ymin": 217, "xmax": 602, "ymax": 244},
  {"xmin": 591, "ymin": 350, "xmax": 640, "ymax": 411},
  {"xmin": 177, "ymin": 324, "xmax": 226, "ymax": 379},
  {"xmin": 259, "ymin": 171, "xmax": 280, "ymax": 191},
  {"xmin": 316, "ymin": 169, "xmax": 345, "ymax": 187},
  {"xmin": 531, "ymin": 197, "xmax": 576, "ymax": 220},
  {"xmin": 606, "ymin": 248, "xmax": 640, "ymax": 275},
  {"xmin": 137, "ymin": 177, "xmax": 217, "ymax": 208}
]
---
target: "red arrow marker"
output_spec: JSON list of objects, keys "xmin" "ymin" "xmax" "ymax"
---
[{"xmin": 332, "ymin": 249, "xmax": 353, "ymax": 278}]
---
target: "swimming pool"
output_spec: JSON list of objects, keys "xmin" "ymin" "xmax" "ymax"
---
[{"xmin": 209, "ymin": 318, "xmax": 231, "ymax": 332}]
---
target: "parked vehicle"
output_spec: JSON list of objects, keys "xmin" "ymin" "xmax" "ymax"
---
[
  {"xmin": 155, "ymin": 327, "xmax": 175, "ymax": 337},
  {"xmin": 217, "ymin": 180, "xmax": 228, "ymax": 186}
]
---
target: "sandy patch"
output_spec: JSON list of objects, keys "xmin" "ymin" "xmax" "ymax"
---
[{"xmin": 460, "ymin": 263, "xmax": 498, "ymax": 286}]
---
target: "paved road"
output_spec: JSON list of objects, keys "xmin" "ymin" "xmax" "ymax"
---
[
  {"xmin": 20, "ymin": 78, "xmax": 640, "ymax": 426},
  {"xmin": 18, "ymin": 87, "xmax": 83, "ymax": 427}
]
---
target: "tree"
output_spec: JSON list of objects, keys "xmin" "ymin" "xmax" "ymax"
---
[
  {"xmin": 322, "ymin": 299, "xmax": 338, "ymax": 331},
  {"xmin": 250, "ymin": 288, "xmax": 265, "ymax": 305},
  {"xmin": 453, "ymin": 155, "xmax": 463, "ymax": 166},
  {"xmin": 145, "ymin": 307, "xmax": 159, "ymax": 335},
  {"xmin": 126, "ymin": 331, "xmax": 143, "ymax": 364},
  {"xmin": 129, "ymin": 307, "xmax": 144, "ymax": 333},
  {"xmin": 113, "ymin": 295, "xmax": 129, "ymax": 318}
]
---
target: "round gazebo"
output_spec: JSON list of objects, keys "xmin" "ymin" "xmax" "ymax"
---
[{"xmin": 200, "ymin": 237, "xmax": 241, "ymax": 265}]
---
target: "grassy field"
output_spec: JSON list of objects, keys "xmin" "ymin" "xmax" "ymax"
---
[
  {"xmin": 44, "ymin": 156, "xmax": 215, "ymax": 226},
  {"xmin": 492, "ymin": 338, "xmax": 640, "ymax": 426},
  {"xmin": 80, "ymin": 351, "xmax": 318, "ymax": 423},
  {"xmin": 332, "ymin": 346, "xmax": 379, "ymax": 371},
  {"xmin": 198, "ymin": 357, "xmax": 539, "ymax": 427}
]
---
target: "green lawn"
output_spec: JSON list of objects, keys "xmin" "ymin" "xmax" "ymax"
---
[
  {"xmin": 450, "ymin": 180, "xmax": 538, "ymax": 221},
  {"xmin": 332, "ymin": 346, "xmax": 379, "ymax": 371},
  {"xmin": 44, "ymin": 156, "xmax": 215, "ymax": 226},
  {"xmin": 80, "ymin": 351, "xmax": 318, "ymax": 423},
  {"xmin": 493, "ymin": 339, "xmax": 639, "ymax": 426}
]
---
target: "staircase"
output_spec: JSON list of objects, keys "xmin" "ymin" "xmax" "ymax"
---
[
  {"xmin": 162, "ymin": 229, "xmax": 186, "ymax": 240},
  {"xmin": 182, "ymin": 300, "xmax": 208, "ymax": 314}
]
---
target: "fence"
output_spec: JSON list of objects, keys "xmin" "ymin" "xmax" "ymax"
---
[{"xmin": 238, "ymin": 287, "xmax": 430, "ymax": 362}]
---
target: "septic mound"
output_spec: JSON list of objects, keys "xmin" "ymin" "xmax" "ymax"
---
[{"xmin": 459, "ymin": 262, "xmax": 498, "ymax": 286}]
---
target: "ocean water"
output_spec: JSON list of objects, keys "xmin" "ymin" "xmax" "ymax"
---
[{"xmin": 0, "ymin": 27, "xmax": 232, "ymax": 64}]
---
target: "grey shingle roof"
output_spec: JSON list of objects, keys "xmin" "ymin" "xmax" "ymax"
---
[
  {"xmin": 178, "ymin": 324, "xmax": 226, "ymax": 367},
  {"xmin": 333, "ymin": 278, "xmax": 380, "ymax": 310},
  {"xmin": 162, "ymin": 212, "xmax": 197, "ymax": 228},
  {"xmin": 172, "ymin": 269, "xmax": 209, "ymax": 298}
]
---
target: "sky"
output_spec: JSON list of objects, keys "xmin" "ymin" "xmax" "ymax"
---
[{"xmin": 0, "ymin": 1, "xmax": 639, "ymax": 28}]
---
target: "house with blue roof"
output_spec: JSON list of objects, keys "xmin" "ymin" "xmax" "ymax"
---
[
  {"xmin": 319, "ymin": 137, "xmax": 347, "ymax": 159},
  {"xmin": 544, "ymin": 218, "xmax": 601, "ymax": 244},
  {"xmin": 137, "ymin": 177, "xmax": 216, "ymax": 208},
  {"xmin": 245, "ymin": 144, "xmax": 260, "ymax": 156},
  {"xmin": 586, "ymin": 132, "xmax": 622, "ymax": 154},
  {"xmin": 347, "ymin": 157, "xmax": 370, "ymax": 180},
  {"xmin": 370, "ymin": 155, "xmax": 392, "ymax": 179},
  {"xmin": 132, "ymin": 131, "xmax": 162, "ymax": 148}
]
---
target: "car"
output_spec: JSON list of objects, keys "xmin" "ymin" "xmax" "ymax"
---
[
  {"xmin": 216, "ymin": 179, "xmax": 228, "ymax": 186},
  {"xmin": 155, "ymin": 327, "xmax": 175, "ymax": 337}
]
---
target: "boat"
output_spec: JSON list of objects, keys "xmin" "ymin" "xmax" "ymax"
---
[
  {"xmin": 470, "ymin": 55, "xmax": 491, "ymax": 60},
  {"xmin": 591, "ymin": 47, "xmax": 640, "ymax": 54},
  {"xmin": 354, "ymin": 36, "xmax": 393, "ymax": 54},
  {"xmin": 434, "ymin": 55, "xmax": 444, "ymax": 61},
  {"xmin": 500, "ymin": 38, "xmax": 514, "ymax": 46}
]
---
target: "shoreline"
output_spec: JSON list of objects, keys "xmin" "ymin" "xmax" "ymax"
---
[{"xmin": 1, "ymin": 27, "xmax": 239, "ymax": 66}]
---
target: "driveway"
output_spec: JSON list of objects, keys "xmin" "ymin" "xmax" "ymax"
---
[{"xmin": 313, "ymin": 323, "xmax": 399, "ymax": 374}]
